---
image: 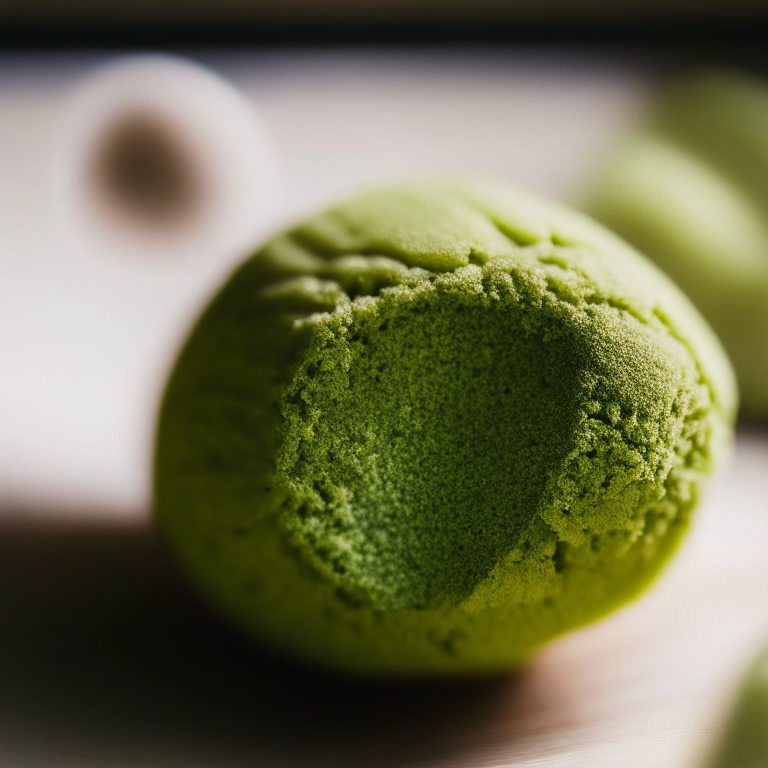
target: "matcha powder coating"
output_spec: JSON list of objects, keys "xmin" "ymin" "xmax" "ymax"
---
[{"xmin": 154, "ymin": 180, "xmax": 736, "ymax": 676}]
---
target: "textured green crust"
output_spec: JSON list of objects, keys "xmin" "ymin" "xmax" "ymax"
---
[
  {"xmin": 154, "ymin": 180, "xmax": 735, "ymax": 676},
  {"xmin": 588, "ymin": 70, "xmax": 768, "ymax": 419}
]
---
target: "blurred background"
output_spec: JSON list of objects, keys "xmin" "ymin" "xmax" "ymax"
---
[{"xmin": 1, "ymin": 3, "xmax": 768, "ymax": 767}]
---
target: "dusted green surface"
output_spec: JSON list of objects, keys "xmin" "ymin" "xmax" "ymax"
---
[
  {"xmin": 588, "ymin": 70, "xmax": 768, "ymax": 419},
  {"xmin": 154, "ymin": 180, "xmax": 735, "ymax": 676}
]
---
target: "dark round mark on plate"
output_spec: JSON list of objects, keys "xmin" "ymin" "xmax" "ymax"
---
[{"xmin": 92, "ymin": 110, "xmax": 202, "ymax": 229}]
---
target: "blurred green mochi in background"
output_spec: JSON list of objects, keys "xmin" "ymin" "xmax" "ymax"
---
[{"xmin": 589, "ymin": 69, "xmax": 768, "ymax": 420}]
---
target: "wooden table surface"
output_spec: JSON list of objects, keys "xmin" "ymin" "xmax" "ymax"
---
[{"xmin": 0, "ymin": 428, "xmax": 766, "ymax": 768}]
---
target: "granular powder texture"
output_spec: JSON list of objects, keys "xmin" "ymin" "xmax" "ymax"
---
[{"xmin": 154, "ymin": 180, "xmax": 735, "ymax": 676}]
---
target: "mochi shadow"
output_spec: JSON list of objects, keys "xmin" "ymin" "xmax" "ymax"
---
[{"xmin": 0, "ymin": 518, "xmax": 527, "ymax": 768}]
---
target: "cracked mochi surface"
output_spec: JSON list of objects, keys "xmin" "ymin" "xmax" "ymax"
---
[{"xmin": 154, "ymin": 180, "xmax": 736, "ymax": 676}]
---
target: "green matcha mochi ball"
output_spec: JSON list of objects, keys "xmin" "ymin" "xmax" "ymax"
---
[
  {"xmin": 154, "ymin": 180, "xmax": 735, "ymax": 677},
  {"xmin": 588, "ymin": 70, "xmax": 768, "ymax": 419}
]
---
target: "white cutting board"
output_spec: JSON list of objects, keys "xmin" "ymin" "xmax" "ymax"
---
[{"xmin": 0, "ymin": 49, "xmax": 650, "ymax": 515}]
